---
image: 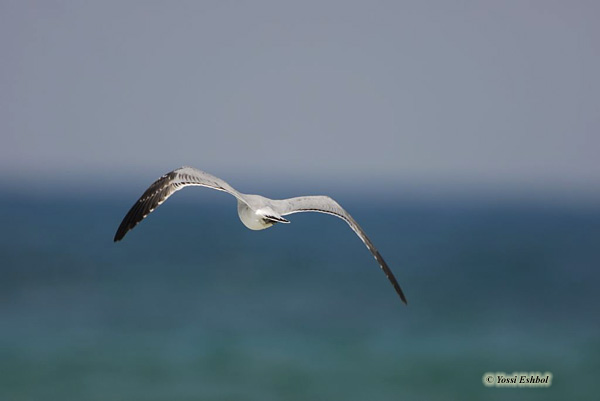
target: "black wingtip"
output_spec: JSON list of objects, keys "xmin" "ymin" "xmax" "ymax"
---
[
  {"xmin": 399, "ymin": 291, "xmax": 408, "ymax": 305},
  {"xmin": 113, "ymin": 230, "xmax": 124, "ymax": 243},
  {"xmin": 387, "ymin": 267, "xmax": 408, "ymax": 305},
  {"xmin": 113, "ymin": 220, "xmax": 130, "ymax": 242},
  {"xmin": 393, "ymin": 281, "xmax": 408, "ymax": 305}
]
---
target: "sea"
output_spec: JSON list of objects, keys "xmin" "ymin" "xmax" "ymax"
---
[{"xmin": 1, "ymin": 189, "xmax": 598, "ymax": 400}]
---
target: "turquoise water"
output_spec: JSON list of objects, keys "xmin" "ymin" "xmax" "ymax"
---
[{"xmin": 1, "ymin": 193, "xmax": 598, "ymax": 400}]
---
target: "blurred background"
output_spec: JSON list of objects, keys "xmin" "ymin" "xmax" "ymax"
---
[{"xmin": 1, "ymin": 1, "xmax": 598, "ymax": 400}]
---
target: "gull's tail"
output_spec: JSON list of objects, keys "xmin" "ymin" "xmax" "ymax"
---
[{"xmin": 264, "ymin": 215, "xmax": 290, "ymax": 224}]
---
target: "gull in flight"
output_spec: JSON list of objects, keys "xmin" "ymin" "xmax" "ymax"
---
[{"xmin": 114, "ymin": 166, "xmax": 407, "ymax": 304}]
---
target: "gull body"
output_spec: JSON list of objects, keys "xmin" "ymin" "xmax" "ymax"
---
[
  {"xmin": 236, "ymin": 195, "xmax": 288, "ymax": 230},
  {"xmin": 114, "ymin": 166, "xmax": 407, "ymax": 304}
]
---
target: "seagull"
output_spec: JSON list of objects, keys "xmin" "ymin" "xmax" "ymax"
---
[{"xmin": 114, "ymin": 166, "xmax": 407, "ymax": 304}]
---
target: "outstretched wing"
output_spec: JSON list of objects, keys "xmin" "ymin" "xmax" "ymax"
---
[
  {"xmin": 114, "ymin": 166, "xmax": 246, "ymax": 242},
  {"xmin": 270, "ymin": 196, "xmax": 407, "ymax": 304}
]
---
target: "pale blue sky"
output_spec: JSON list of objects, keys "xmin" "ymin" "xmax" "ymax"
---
[{"xmin": 2, "ymin": 1, "xmax": 598, "ymax": 199}]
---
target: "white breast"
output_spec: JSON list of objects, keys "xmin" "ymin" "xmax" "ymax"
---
[{"xmin": 237, "ymin": 201, "xmax": 273, "ymax": 230}]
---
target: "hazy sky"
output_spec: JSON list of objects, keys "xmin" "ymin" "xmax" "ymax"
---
[{"xmin": 2, "ymin": 1, "xmax": 598, "ymax": 197}]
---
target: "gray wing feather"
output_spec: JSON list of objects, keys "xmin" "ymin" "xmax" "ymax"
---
[
  {"xmin": 271, "ymin": 196, "xmax": 408, "ymax": 304},
  {"xmin": 114, "ymin": 167, "xmax": 246, "ymax": 242}
]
